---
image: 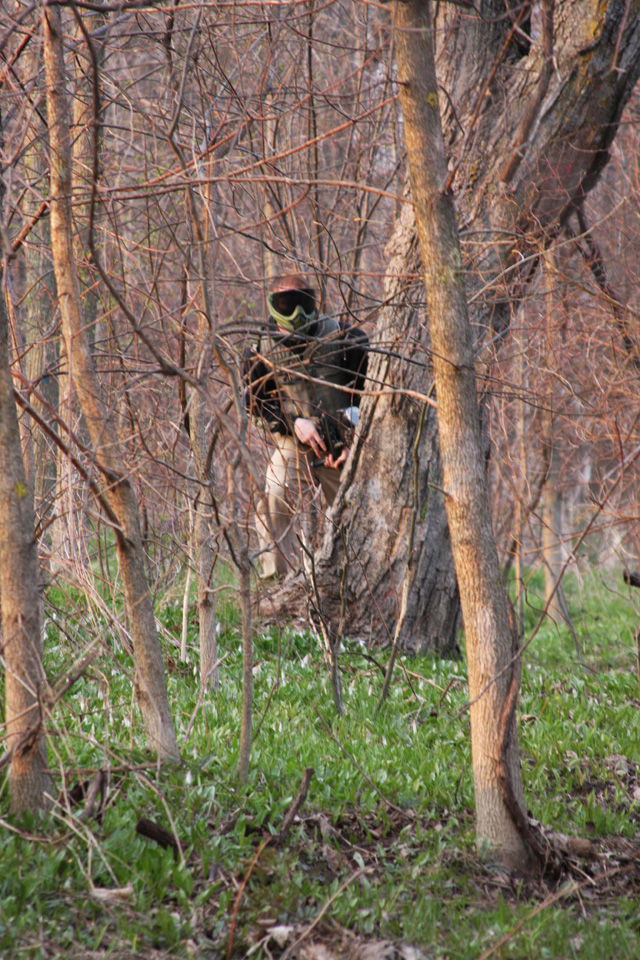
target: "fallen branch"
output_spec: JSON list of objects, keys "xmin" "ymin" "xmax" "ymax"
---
[{"xmin": 136, "ymin": 817, "xmax": 180, "ymax": 859}]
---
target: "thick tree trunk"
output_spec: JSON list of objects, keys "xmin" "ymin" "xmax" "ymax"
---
[
  {"xmin": 313, "ymin": 296, "xmax": 460, "ymax": 654},
  {"xmin": 297, "ymin": 0, "xmax": 640, "ymax": 652},
  {"xmin": 393, "ymin": 0, "xmax": 534, "ymax": 872},
  {"xmin": 43, "ymin": 7, "xmax": 179, "ymax": 759},
  {"xmin": 295, "ymin": 186, "xmax": 459, "ymax": 655}
]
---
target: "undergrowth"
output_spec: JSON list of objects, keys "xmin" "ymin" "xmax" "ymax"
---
[{"xmin": 0, "ymin": 570, "xmax": 639, "ymax": 959}]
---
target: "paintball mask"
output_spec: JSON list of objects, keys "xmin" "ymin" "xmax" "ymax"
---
[{"xmin": 268, "ymin": 275, "xmax": 317, "ymax": 331}]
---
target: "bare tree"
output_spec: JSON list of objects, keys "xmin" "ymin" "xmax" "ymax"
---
[
  {"xmin": 392, "ymin": 0, "xmax": 534, "ymax": 872},
  {"xmin": 0, "ymin": 141, "xmax": 51, "ymax": 812},
  {"xmin": 0, "ymin": 288, "xmax": 51, "ymax": 814},
  {"xmin": 43, "ymin": 6, "xmax": 179, "ymax": 759}
]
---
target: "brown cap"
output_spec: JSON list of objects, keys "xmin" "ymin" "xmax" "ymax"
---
[{"xmin": 271, "ymin": 273, "xmax": 314, "ymax": 294}]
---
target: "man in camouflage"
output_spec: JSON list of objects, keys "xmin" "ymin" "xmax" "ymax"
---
[{"xmin": 243, "ymin": 274, "xmax": 368, "ymax": 578}]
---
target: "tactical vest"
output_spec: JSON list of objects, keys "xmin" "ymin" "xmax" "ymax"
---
[{"xmin": 256, "ymin": 316, "xmax": 356, "ymax": 428}]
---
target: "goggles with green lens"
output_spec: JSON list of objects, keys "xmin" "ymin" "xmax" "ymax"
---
[{"xmin": 268, "ymin": 290, "xmax": 317, "ymax": 331}]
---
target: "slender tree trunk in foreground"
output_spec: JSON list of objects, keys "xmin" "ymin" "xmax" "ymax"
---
[
  {"xmin": 0, "ymin": 256, "xmax": 51, "ymax": 814},
  {"xmin": 541, "ymin": 254, "xmax": 568, "ymax": 624},
  {"xmin": 189, "ymin": 394, "xmax": 218, "ymax": 689},
  {"xmin": 188, "ymin": 248, "xmax": 218, "ymax": 691},
  {"xmin": 393, "ymin": 0, "xmax": 534, "ymax": 872},
  {"xmin": 43, "ymin": 6, "xmax": 179, "ymax": 759},
  {"xmin": 178, "ymin": 153, "xmax": 219, "ymax": 690}
]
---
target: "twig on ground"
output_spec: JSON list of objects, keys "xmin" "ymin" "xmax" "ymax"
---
[
  {"xmin": 397, "ymin": 657, "xmax": 419, "ymax": 700},
  {"xmin": 278, "ymin": 767, "xmax": 314, "ymax": 841},
  {"xmin": 403, "ymin": 666, "xmax": 447, "ymax": 693},
  {"xmin": 342, "ymin": 649, "xmax": 386, "ymax": 676},
  {"xmin": 438, "ymin": 676, "xmax": 457, "ymax": 707}
]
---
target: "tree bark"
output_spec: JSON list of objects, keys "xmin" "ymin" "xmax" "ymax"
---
[
  {"xmin": 51, "ymin": 9, "xmax": 104, "ymax": 575},
  {"xmin": 392, "ymin": 0, "xmax": 534, "ymax": 872},
  {"xmin": 293, "ymin": 0, "xmax": 640, "ymax": 653},
  {"xmin": 43, "ymin": 6, "xmax": 179, "ymax": 759},
  {"xmin": 0, "ymin": 269, "xmax": 52, "ymax": 814},
  {"xmin": 0, "ymin": 131, "xmax": 52, "ymax": 811}
]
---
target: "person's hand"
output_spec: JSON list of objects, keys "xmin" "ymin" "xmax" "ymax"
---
[
  {"xmin": 324, "ymin": 446, "xmax": 349, "ymax": 470},
  {"xmin": 294, "ymin": 417, "xmax": 326, "ymax": 458}
]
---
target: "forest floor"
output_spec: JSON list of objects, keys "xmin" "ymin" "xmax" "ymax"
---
[{"xmin": 1, "ymin": 569, "xmax": 639, "ymax": 959}]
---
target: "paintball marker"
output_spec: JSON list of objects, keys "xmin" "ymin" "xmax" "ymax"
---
[{"xmin": 311, "ymin": 411, "xmax": 355, "ymax": 468}]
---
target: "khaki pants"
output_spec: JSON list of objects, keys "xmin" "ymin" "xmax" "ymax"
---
[{"xmin": 256, "ymin": 434, "xmax": 342, "ymax": 577}]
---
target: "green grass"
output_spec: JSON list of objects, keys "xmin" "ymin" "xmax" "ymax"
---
[{"xmin": 1, "ymin": 570, "xmax": 639, "ymax": 959}]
